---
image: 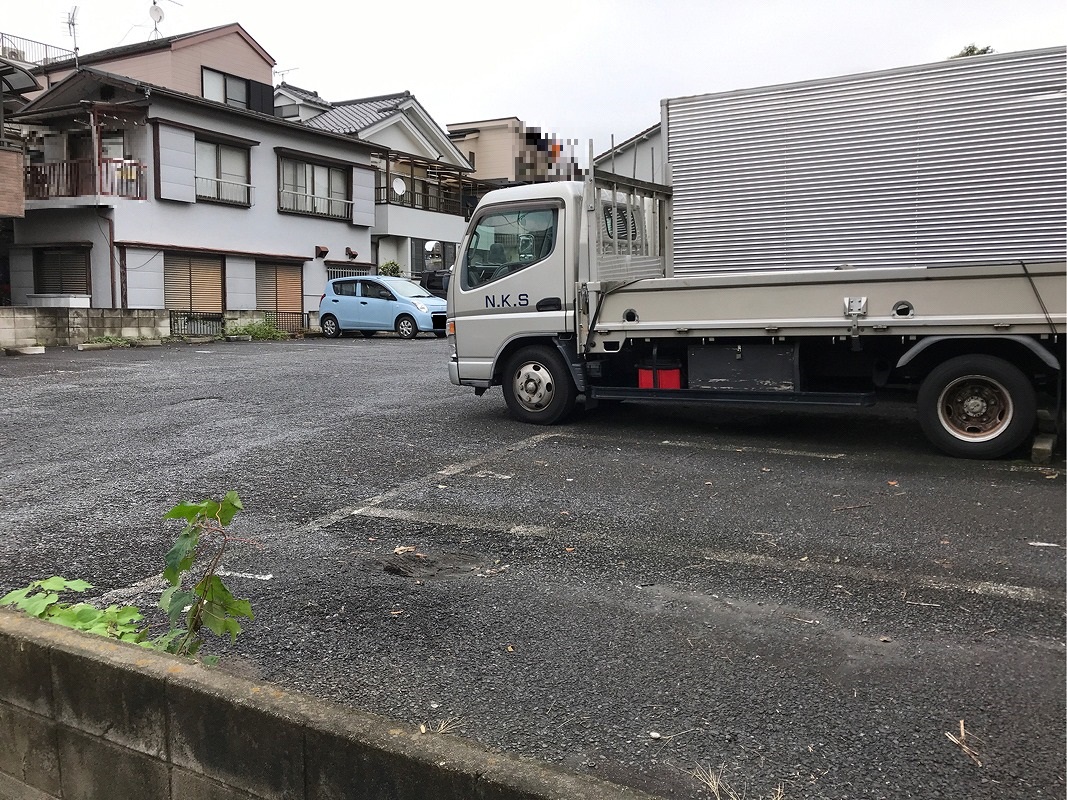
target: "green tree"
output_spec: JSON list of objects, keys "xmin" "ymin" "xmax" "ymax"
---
[{"xmin": 951, "ymin": 44, "xmax": 994, "ymax": 58}]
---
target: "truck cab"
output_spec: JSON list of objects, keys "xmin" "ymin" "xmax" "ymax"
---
[{"xmin": 447, "ymin": 181, "xmax": 585, "ymax": 418}]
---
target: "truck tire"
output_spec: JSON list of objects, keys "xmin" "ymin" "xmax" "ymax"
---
[
  {"xmin": 917, "ymin": 355, "xmax": 1036, "ymax": 459},
  {"xmin": 502, "ymin": 345, "xmax": 577, "ymax": 425}
]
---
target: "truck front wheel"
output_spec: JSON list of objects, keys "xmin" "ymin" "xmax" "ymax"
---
[
  {"xmin": 502, "ymin": 345, "xmax": 577, "ymax": 425},
  {"xmin": 917, "ymin": 355, "xmax": 1036, "ymax": 459}
]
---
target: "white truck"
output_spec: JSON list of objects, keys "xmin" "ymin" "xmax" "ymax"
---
[{"xmin": 446, "ymin": 47, "xmax": 1066, "ymax": 459}]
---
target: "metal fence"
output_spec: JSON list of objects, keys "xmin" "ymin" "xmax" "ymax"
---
[
  {"xmin": 169, "ymin": 311, "xmax": 224, "ymax": 336},
  {"xmin": 262, "ymin": 312, "xmax": 307, "ymax": 333}
]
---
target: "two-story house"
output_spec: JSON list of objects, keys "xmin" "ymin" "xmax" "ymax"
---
[
  {"xmin": 274, "ymin": 84, "xmax": 478, "ymax": 278},
  {"xmin": 3, "ymin": 25, "xmax": 378, "ymax": 333}
]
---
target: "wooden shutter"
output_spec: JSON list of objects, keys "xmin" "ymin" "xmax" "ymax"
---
[
  {"xmin": 256, "ymin": 263, "xmax": 303, "ymax": 312},
  {"xmin": 164, "ymin": 253, "xmax": 223, "ymax": 311}
]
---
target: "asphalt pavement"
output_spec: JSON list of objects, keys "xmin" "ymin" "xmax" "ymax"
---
[{"xmin": 1, "ymin": 338, "xmax": 1064, "ymax": 799}]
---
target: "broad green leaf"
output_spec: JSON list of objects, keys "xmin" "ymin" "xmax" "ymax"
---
[
  {"xmin": 195, "ymin": 575, "xmax": 233, "ymax": 604},
  {"xmin": 22, "ymin": 592, "xmax": 59, "ymax": 617},
  {"xmin": 0, "ymin": 587, "xmax": 32, "ymax": 606},
  {"xmin": 39, "ymin": 576, "xmax": 72, "ymax": 591},
  {"xmin": 218, "ymin": 492, "xmax": 243, "ymax": 526},
  {"xmin": 163, "ymin": 531, "xmax": 199, "ymax": 584},
  {"xmin": 225, "ymin": 598, "xmax": 254, "ymax": 620},
  {"xmin": 201, "ymin": 654, "xmax": 220, "ymax": 667},
  {"xmin": 64, "ymin": 579, "xmax": 93, "ymax": 592},
  {"xmin": 164, "ymin": 501, "xmax": 211, "ymax": 522},
  {"xmin": 114, "ymin": 606, "xmax": 143, "ymax": 625},
  {"xmin": 161, "ymin": 588, "xmax": 196, "ymax": 626}
]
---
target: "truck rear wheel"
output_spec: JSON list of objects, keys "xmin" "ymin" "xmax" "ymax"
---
[
  {"xmin": 917, "ymin": 355, "xmax": 1036, "ymax": 459},
  {"xmin": 502, "ymin": 345, "xmax": 576, "ymax": 425}
]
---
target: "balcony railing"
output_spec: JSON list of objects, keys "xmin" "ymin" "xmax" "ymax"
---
[
  {"xmin": 195, "ymin": 177, "xmax": 253, "ymax": 207},
  {"xmin": 375, "ymin": 186, "xmax": 462, "ymax": 216},
  {"xmin": 278, "ymin": 189, "xmax": 351, "ymax": 220},
  {"xmin": 25, "ymin": 159, "xmax": 147, "ymax": 200}
]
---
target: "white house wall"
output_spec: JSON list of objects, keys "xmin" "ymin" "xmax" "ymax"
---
[
  {"xmin": 91, "ymin": 96, "xmax": 376, "ymax": 310},
  {"xmin": 10, "ymin": 208, "xmax": 116, "ymax": 307},
  {"xmin": 226, "ymin": 256, "xmax": 256, "ymax": 311},
  {"xmin": 124, "ymin": 248, "xmax": 165, "ymax": 308},
  {"xmin": 374, "ymin": 204, "xmax": 467, "ymax": 245},
  {"xmin": 373, "ymin": 125, "xmax": 434, "ymax": 159}
]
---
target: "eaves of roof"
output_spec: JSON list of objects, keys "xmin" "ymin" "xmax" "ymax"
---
[
  {"xmin": 593, "ymin": 122, "xmax": 660, "ymax": 163},
  {"xmin": 31, "ymin": 23, "xmax": 273, "ymax": 73},
  {"xmin": 15, "ymin": 68, "xmax": 373, "ymax": 153}
]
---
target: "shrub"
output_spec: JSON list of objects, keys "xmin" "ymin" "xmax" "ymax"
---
[
  {"xmin": 0, "ymin": 492, "xmax": 253, "ymax": 665},
  {"xmin": 378, "ymin": 260, "xmax": 402, "ymax": 277},
  {"xmin": 226, "ymin": 320, "xmax": 290, "ymax": 340}
]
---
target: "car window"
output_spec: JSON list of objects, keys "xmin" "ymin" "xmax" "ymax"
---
[
  {"xmin": 388, "ymin": 280, "xmax": 433, "ymax": 299},
  {"xmin": 359, "ymin": 280, "xmax": 393, "ymax": 301},
  {"xmin": 461, "ymin": 206, "xmax": 557, "ymax": 290},
  {"xmin": 333, "ymin": 280, "xmax": 357, "ymax": 297}
]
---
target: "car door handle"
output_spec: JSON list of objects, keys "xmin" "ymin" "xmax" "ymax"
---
[
  {"xmin": 331, "ymin": 299, "xmax": 338, "ymax": 303},
  {"xmin": 360, "ymin": 301, "xmax": 369, "ymax": 305},
  {"xmin": 536, "ymin": 297, "xmax": 562, "ymax": 312}
]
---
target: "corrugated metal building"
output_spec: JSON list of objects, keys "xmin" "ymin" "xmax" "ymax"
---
[{"xmin": 664, "ymin": 47, "xmax": 1066, "ymax": 275}]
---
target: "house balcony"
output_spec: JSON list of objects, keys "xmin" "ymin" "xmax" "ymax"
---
[
  {"xmin": 24, "ymin": 158, "xmax": 147, "ymax": 201},
  {"xmin": 375, "ymin": 185, "xmax": 464, "ymax": 217}
]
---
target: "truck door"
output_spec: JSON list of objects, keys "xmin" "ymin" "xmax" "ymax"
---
[{"xmin": 451, "ymin": 202, "xmax": 568, "ymax": 383}]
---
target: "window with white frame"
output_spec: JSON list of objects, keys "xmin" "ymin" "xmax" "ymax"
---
[
  {"xmin": 195, "ymin": 140, "xmax": 251, "ymax": 206},
  {"xmin": 279, "ymin": 157, "xmax": 350, "ymax": 220},
  {"xmin": 202, "ymin": 68, "xmax": 249, "ymax": 109}
]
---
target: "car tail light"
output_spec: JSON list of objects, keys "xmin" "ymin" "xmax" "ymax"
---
[{"xmin": 319, "ymin": 293, "xmax": 326, "ymax": 304}]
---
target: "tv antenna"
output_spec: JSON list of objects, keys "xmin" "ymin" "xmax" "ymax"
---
[
  {"xmin": 148, "ymin": 0, "xmax": 183, "ymax": 40},
  {"xmin": 273, "ymin": 67, "xmax": 299, "ymax": 83},
  {"xmin": 67, "ymin": 7, "xmax": 80, "ymax": 67}
]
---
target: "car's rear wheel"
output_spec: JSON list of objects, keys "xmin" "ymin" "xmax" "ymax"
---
[
  {"xmin": 395, "ymin": 315, "xmax": 418, "ymax": 339},
  {"xmin": 320, "ymin": 315, "xmax": 340, "ymax": 339}
]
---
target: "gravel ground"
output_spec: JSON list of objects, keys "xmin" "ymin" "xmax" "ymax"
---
[{"xmin": 1, "ymin": 338, "xmax": 1063, "ymax": 799}]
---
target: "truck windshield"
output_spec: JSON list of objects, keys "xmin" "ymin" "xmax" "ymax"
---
[{"xmin": 461, "ymin": 207, "xmax": 557, "ymax": 289}]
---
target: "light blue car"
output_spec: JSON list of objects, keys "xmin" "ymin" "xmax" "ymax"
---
[{"xmin": 318, "ymin": 276, "xmax": 447, "ymax": 339}]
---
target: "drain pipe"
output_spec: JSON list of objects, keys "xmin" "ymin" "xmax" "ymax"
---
[{"xmin": 97, "ymin": 209, "xmax": 117, "ymax": 308}]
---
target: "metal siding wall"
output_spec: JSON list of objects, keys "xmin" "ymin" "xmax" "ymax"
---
[{"xmin": 666, "ymin": 48, "xmax": 1067, "ymax": 274}]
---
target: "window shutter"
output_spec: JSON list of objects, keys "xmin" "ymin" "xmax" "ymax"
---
[
  {"xmin": 164, "ymin": 253, "xmax": 223, "ymax": 311},
  {"xmin": 35, "ymin": 249, "xmax": 89, "ymax": 294},
  {"xmin": 256, "ymin": 263, "xmax": 302, "ymax": 313}
]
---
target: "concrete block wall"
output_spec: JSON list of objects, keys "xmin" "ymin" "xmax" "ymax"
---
[
  {"xmin": 0, "ymin": 611, "xmax": 660, "ymax": 800},
  {"xmin": 0, "ymin": 309, "xmax": 172, "ymax": 348}
]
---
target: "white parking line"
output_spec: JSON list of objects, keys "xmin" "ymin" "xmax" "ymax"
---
[
  {"xmin": 354, "ymin": 506, "xmax": 552, "ymax": 538},
  {"xmin": 693, "ymin": 548, "xmax": 1058, "ymax": 604},
  {"xmin": 305, "ymin": 430, "xmax": 568, "ymax": 532}
]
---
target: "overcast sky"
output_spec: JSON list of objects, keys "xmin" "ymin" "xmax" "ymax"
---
[{"xmin": 5, "ymin": 0, "xmax": 1065, "ymax": 157}]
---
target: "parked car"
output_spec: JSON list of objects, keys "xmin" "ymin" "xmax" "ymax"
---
[
  {"xmin": 419, "ymin": 268, "xmax": 451, "ymax": 300},
  {"xmin": 318, "ymin": 276, "xmax": 447, "ymax": 339}
]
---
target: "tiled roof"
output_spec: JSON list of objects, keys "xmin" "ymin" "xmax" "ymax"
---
[
  {"xmin": 278, "ymin": 82, "xmax": 331, "ymax": 107},
  {"xmin": 303, "ymin": 91, "xmax": 412, "ymax": 135}
]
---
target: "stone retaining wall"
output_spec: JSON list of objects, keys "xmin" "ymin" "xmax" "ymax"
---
[{"xmin": 0, "ymin": 611, "xmax": 659, "ymax": 800}]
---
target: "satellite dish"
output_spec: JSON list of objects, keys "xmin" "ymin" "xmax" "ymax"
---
[
  {"xmin": 391, "ymin": 177, "xmax": 407, "ymax": 196},
  {"xmin": 149, "ymin": 3, "xmax": 164, "ymax": 22}
]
